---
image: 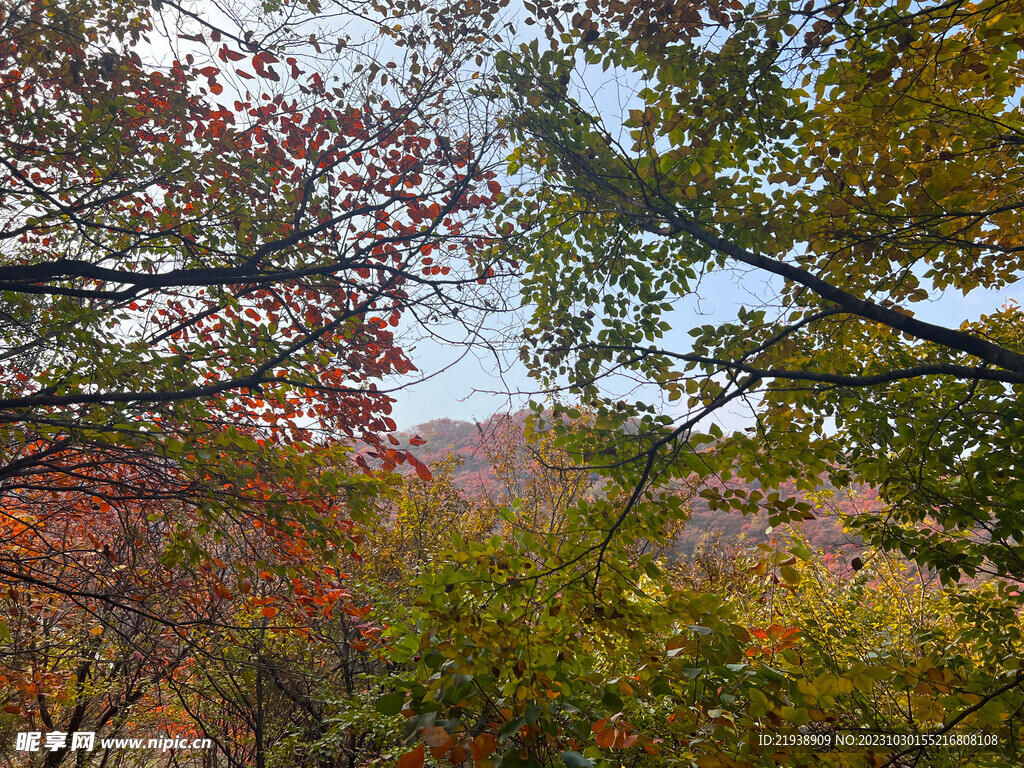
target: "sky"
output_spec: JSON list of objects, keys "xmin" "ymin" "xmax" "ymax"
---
[{"xmin": 387, "ymin": 270, "xmax": 1024, "ymax": 430}]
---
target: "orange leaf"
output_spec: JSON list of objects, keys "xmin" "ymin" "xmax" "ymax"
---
[
  {"xmin": 431, "ymin": 743, "xmax": 452, "ymax": 759},
  {"xmin": 397, "ymin": 745, "xmax": 425, "ymax": 768},
  {"xmin": 261, "ymin": 606, "xmax": 278, "ymax": 618},
  {"xmin": 421, "ymin": 727, "xmax": 450, "ymax": 749},
  {"xmin": 449, "ymin": 744, "xmax": 468, "ymax": 764},
  {"xmin": 594, "ymin": 726, "xmax": 615, "ymax": 749},
  {"xmin": 469, "ymin": 733, "xmax": 496, "ymax": 764}
]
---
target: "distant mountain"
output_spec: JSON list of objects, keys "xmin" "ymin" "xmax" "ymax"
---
[
  {"xmin": 397, "ymin": 416, "xmax": 491, "ymax": 473},
  {"xmin": 398, "ymin": 414, "xmax": 872, "ymax": 559},
  {"xmin": 395, "ymin": 414, "xmax": 509, "ymax": 495}
]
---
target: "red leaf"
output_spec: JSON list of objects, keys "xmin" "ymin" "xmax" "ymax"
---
[
  {"xmin": 413, "ymin": 459, "xmax": 431, "ymax": 481},
  {"xmin": 409, "ymin": 435, "xmax": 426, "ymax": 446},
  {"xmin": 219, "ymin": 46, "xmax": 247, "ymax": 62},
  {"xmin": 397, "ymin": 745, "xmax": 424, "ymax": 768}
]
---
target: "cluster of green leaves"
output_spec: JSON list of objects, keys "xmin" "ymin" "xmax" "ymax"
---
[
  {"xmin": 496, "ymin": 0, "xmax": 1024, "ymax": 585},
  {"xmin": 367, "ymin": 426, "xmax": 1024, "ymax": 767}
]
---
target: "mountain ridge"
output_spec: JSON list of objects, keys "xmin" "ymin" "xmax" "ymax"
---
[{"xmin": 396, "ymin": 413, "xmax": 871, "ymax": 558}]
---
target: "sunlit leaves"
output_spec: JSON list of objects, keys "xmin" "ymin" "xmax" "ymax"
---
[
  {"xmin": 500, "ymin": 0, "xmax": 1024, "ymax": 589},
  {"xmin": 493, "ymin": 2, "xmax": 1024, "ymax": 763}
]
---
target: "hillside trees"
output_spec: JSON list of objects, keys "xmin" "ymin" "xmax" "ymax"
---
[{"xmin": 383, "ymin": 423, "xmax": 1024, "ymax": 767}]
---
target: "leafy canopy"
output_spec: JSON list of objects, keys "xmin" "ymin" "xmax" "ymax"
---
[{"xmin": 497, "ymin": 0, "xmax": 1024, "ymax": 586}]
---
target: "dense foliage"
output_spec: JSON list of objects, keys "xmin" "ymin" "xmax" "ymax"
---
[
  {"xmin": 500, "ymin": 0, "xmax": 1024, "ymax": 584},
  {"xmin": 2, "ymin": 0, "xmax": 1023, "ymax": 767}
]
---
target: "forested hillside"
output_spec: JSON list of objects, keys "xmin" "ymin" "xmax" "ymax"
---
[{"xmin": 398, "ymin": 414, "xmax": 870, "ymax": 557}]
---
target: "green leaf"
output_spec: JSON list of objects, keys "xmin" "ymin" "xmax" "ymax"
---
[
  {"xmin": 375, "ymin": 691, "xmax": 406, "ymax": 716},
  {"xmin": 561, "ymin": 751, "xmax": 592, "ymax": 768},
  {"xmin": 525, "ymin": 701, "xmax": 542, "ymax": 725},
  {"xmin": 650, "ymin": 678, "xmax": 673, "ymax": 696},
  {"xmin": 780, "ymin": 565, "xmax": 801, "ymax": 585},
  {"xmin": 499, "ymin": 717, "xmax": 526, "ymax": 741}
]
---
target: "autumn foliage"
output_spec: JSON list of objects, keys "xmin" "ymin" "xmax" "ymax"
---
[
  {"xmin": 1, "ymin": 0, "xmax": 504, "ymax": 762},
  {"xmin": 3, "ymin": 0, "xmax": 1024, "ymax": 767}
]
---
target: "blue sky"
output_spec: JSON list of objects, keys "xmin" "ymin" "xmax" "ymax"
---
[{"xmin": 388, "ymin": 268, "xmax": 1024, "ymax": 430}]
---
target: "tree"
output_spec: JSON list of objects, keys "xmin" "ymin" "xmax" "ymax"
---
[
  {"xmin": 497, "ymin": 0, "xmax": 1024, "ymax": 587},
  {"xmin": 0, "ymin": 0, "xmax": 510, "ymax": 496},
  {"xmin": 359, "ymin": 451, "xmax": 493, "ymax": 591},
  {"xmin": 486, "ymin": 0, "xmax": 1024, "ymax": 761},
  {"xmin": 0, "ymin": 0, "xmax": 511, "ymax": 598},
  {"xmin": 375, "ymin": 413, "xmax": 728, "ymax": 768},
  {"xmin": 1, "ymin": 0, "xmax": 511, "ymax": 762},
  {"xmin": 772, "ymin": 543, "xmax": 1024, "ymax": 768},
  {"xmin": 0, "ymin": 438, "xmax": 375, "ymax": 766}
]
